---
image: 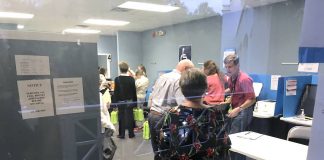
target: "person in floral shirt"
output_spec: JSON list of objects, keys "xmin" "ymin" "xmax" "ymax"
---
[{"xmin": 157, "ymin": 68, "xmax": 231, "ymax": 160}]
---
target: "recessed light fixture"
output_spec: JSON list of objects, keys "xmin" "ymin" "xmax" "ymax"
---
[
  {"xmin": 17, "ymin": 24, "xmax": 24, "ymax": 29},
  {"xmin": 84, "ymin": 19, "xmax": 130, "ymax": 26},
  {"xmin": 118, "ymin": 1, "xmax": 180, "ymax": 12},
  {"xmin": 62, "ymin": 28, "xmax": 101, "ymax": 34},
  {"xmin": 0, "ymin": 12, "xmax": 34, "ymax": 19}
]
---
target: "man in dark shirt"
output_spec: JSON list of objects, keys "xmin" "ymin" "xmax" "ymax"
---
[{"xmin": 114, "ymin": 61, "xmax": 137, "ymax": 139}]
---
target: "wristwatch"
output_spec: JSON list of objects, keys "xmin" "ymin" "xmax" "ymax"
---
[{"xmin": 239, "ymin": 106, "xmax": 243, "ymax": 111}]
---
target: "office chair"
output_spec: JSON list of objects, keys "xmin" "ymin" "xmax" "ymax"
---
[{"xmin": 287, "ymin": 126, "xmax": 312, "ymax": 141}]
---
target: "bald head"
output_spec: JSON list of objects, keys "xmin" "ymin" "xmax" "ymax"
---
[{"xmin": 176, "ymin": 59, "xmax": 194, "ymax": 73}]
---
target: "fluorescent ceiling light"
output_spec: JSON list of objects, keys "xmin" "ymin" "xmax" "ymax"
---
[
  {"xmin": 63, "ymin": 28, "xmax": 101, "ymax": 34},
  {"xmin": 17, "ymin": 24, "xmax": 24, "ymax": 29},
  {"xmin": 0, "ymin": 12, "xmax": 34, "ymax": 19},
  {"xmin": 118, "ymin": 1, "xmax": 180, "ymax": 12},
  {"xmin": 84, "ymin": 19, "xmax": 130, "ymax": 26}
]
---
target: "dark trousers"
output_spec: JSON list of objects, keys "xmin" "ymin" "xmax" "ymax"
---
[
  {"xmin": 118, "ymin": 104, "xmax": 135, "ymax": 137},
  {"xmin": 148, "ymin": 113, "xmax": 164, "ymax": 160}
]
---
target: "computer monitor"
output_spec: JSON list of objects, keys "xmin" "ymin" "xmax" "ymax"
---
[{"xmin": 297, "ymin": 84, "xmax": 317, "ymax": 118}]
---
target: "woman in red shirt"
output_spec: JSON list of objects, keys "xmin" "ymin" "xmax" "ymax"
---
[{"xmin": 203, "ymin": 60, "xmax": 225, "ymax": 105}]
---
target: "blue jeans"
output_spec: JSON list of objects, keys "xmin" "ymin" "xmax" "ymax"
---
[{"xmin": 230, "ymin": 106, "xmax": 253, "ymax": 134}]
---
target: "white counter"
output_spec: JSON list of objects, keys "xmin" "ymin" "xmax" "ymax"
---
[
  {"xmin": 280, "ymin": 116, "xmax": 312, "ymax": 126},
  {"xmin": 229, "ymin": 131, "xmax": 308, "ymax": 160}
]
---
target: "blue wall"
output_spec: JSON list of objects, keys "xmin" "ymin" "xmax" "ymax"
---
[
  {"xmin": 98, "ymin": 35, "xmax": 118, "ymax": 78},
  {"xmin": 141, "ymin": 16, "xmax": 222, "ymax": 83},
  {"xmin": 299, "ymin": 0, "xmax": 324, "ymax": 48},
  {"xmin": 298, "ymin": 0, "xmax": 324, "ymax": 63},
  {"xmin": 117, "ymin": 31, "xmax": 143, "ymax": 73},
  {"xmin": 221, "ymin": 0, "xmax": 305, "ymax": 75},
  {"xmin": 102, "ymin": 0, "xmax": 305, "ymax": 81},
  {"xmin": 267, "ymin": 0, "xmax": 304, "ymax": 75}
]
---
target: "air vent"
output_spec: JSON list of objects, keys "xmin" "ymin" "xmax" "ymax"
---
[
  {"xmin": 75, "ymin": 24, "xmax": 89, "ymax": 28},
  {"xmin": 111, "ymin": 7, "xmax": 130, "ymax": 12}
]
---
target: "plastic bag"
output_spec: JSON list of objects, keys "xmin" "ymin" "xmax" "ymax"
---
[
  {"xmin": 110, "ymin": 110, "xmax": 118, "ymax": 124},
  {"xmin": 137, "ymin": 108, "xmax": 144, "ymax": 122},
  {"xmin": 133, "ymin": 108, "xmax": 139, "ymax": 121},
  {"xmin": 133, "ymin": 108, "xmax": 144, "ymax": 122},
  {"xmin": 143, "ymin": 121, "xmax": 150, "ymax": 140}
]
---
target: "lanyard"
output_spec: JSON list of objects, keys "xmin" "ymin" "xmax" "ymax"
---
[
  {"xmin": 231, "ymin": 77, "xmax": 237, "ymax": 93},
  {"xmin": 230, "ymin": 72, "xmax": 240, "ymax": 93}
]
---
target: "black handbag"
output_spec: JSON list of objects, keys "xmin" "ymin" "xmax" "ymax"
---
[{"xmin": 102, "ymin": 128, "xmax": 117, "ymax": 160}]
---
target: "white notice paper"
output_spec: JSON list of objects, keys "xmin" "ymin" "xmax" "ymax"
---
[
  {"xmin": 286, "ymin": 79, "xmax": 297, "ymax": 96},
  {"xmin": 298, "ymin": 63, "xmax": 319, "ymax": 73},
  {"xmin": 17, "ymin": 79, "xmax": 54, "ymax": 119},
  {"xmin": 53, "ymin": 78, "xmax": 84, "ymax": 115},
  {"xmin": 271, "ymin": 75, "xmax": 281, "ymax": 90},
  {"xmin": 237, "ymin": 131, "xmax": 263, "ymax": 140},
  {"xmin": 253, "ymin": 82, "xmax": 263, "ymax": 97},
  {"xmin": 15, "ymin": 55, "xmax": 50, "ymax": 75}
]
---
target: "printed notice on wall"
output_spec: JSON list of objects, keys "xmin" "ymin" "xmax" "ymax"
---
[
  {"xmin": 179, "ymin": 45, "xmax": 192, "ymax": 61},
  {"xmin": 53, "ymin": 78, "xmax": 84, "ymax": 115},
  {"xmin": 17, "ymin": 79, "xmax": 54, "ymax": 119},
  {"xmin": 271, "ymin": 75, "xmax": 281, "ymax": 90},
  {"xmin": 298, "ymin": 63, "xmax": 319, "ymax": 73},
  {"xmin": 286, "ymin": 79, "xmax": 297, "ymax": 96},
  {"xmin": 15, "ymin": 55, "xmax": 50, "ymax": 75}
]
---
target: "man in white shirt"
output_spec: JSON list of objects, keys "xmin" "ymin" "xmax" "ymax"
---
[{"xmin": 148, "ymin": 59, "xmax": 194, "ymax": 160}]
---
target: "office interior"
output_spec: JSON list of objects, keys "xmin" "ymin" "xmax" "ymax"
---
[{"xmin": 0, "ymin": 0, "xmax": 323, "ymax": 159}]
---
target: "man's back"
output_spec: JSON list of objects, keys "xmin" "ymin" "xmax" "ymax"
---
[{"xmin": 150, "ymin": 69, "xmax": 185, "ymax": 113}]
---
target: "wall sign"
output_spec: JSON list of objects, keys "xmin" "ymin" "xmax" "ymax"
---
[
  {"xmin": 179, "ymin": 45, "xmax": 191, "ymax": 61},
  {"xmin": 17, "ymin": 79, "xmax": 54, "ymax": 119},
  {"xmin": 53, "ymin": 77, "xmax": 85, "ymax": 115},
  {"xmin": 15, "ymin": 55, "xmax": 50, "ymax": 75}
]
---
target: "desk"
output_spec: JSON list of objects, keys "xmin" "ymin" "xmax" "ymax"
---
[
  {"xmin": 280, "ymin": 116, "xmax": 312, "ymax": 126},
  {"xmin": 229, "ymin": 131, "xmax": 308, "ymax": 160},
  {"xmin": 253, "ymin": 111, "xmax": 274, "ymax": 118}
]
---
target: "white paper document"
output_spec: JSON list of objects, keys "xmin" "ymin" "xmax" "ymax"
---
[
  {"xmin": 253, "ymin": 82, "xmax": 263, "ymax": 97},
  {"xmin": 53, "ymin": 78, "xmax": 85, "ymax": 115},
  {"xmin": 237, "ymin": 131, "xmax": 263, "ymax": 140},
  {"xmin": 15, "ymin": 55, "xmax": 50, "ymax": 75},
  {"xmin": 17, "ymin": 79, "xmax": 54, "ymax": 119},
  {"xmin": 286, "ymin": 79, "xmax": 297, "ymax": 96},
  {"xmin": 298, "ymin": 63, "xmax": 319, "ymax": 73},
  {"xmin": 271, "ymin": 75, "xmax": 281, "ymax": 90}
]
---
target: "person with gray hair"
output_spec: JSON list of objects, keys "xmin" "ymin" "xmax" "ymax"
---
[
  {"xmin": 157, "ymin": 68, "xmax": 231, "ymax": 159},
  {"xmin": 114, "ymin": 61, "xmax": 137, "ymax": 139},
  {"xmin": 148, "ymin": 59, "xmax": 194, "ymax": 160},
  {"xmin": 224, "ymin": 54, "xmax": 256, "ymax": 160}
]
